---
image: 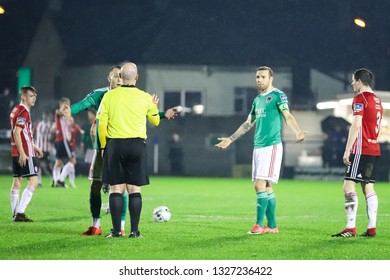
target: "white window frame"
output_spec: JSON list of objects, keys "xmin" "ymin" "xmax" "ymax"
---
[{"xmin": 163, "ymin": 89, "xmax": 206, "ymax": 116}]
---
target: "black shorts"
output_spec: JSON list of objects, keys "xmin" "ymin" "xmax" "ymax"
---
[
  {"xmin": 54, "ymin": 140, "xmax": 74, "ymax": 160},
  {"xmin": 102, "ymin": 138, "xmax": 149, "ymax": 186},
  {"xmin": 12, "ymin": 156, "xmax": 39, "ymax": 178},
  {"xmin": 36, "ymin": 151, "xmax": 50, "ymax": 165},
  {"xmin": 344, "ymin": 154, "xmax": 379, "ymax": 183}
]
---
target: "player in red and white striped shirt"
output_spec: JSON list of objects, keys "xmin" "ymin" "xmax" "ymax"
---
[
  {"xmin": 10, "ymin": 86, "xmax": 43, "ymax": 222},
  {"xmin": 332, "ymin": 68, "xmax": 383, "ymax": 238},
  {"xmin": 33, "ymin": 111, "xmax": 53, "ymax": 186},
  {"xmin": 52, "ymin": 97, "xmax": 76, "ymax": 188},
  {"xmin": 68, "ymin": 117, "xmax": 84, "ymax": 187}
]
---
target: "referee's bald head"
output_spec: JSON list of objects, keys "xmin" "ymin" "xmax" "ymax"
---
[{"xmin": 121, "ymin": 63, "xmax": 138, "ymax": 85}]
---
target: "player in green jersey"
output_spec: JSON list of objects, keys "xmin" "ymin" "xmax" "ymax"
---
[
  {"xmin": 63, "ymin": 65, "xmax": 177, "ymax": 236},
  {"xmin": 215, "ymin": 66, "xmax": 306, "ymax": 234}
]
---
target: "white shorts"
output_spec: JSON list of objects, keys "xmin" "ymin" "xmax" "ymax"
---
[{"xmin": 252, "ymin": 143, "xmax": 283, "ymax": 184}]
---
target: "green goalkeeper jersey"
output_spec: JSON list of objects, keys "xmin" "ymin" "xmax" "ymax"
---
[
  {"xmin": 249, "ymin": 88, "xmax": 289, "ymax": 149},
  {"xmin": 70, "ymin": 87, "xmax": 166, "ymax": 149}
]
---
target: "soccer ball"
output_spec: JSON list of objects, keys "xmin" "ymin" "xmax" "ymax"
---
[{"xmin": 153, "ymin": 206, "xmax": 171, "ymax": 222}]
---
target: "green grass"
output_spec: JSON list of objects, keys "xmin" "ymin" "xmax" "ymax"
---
[{"xmin": 0, "ymin": 175, "xmax": 389, "ymax": 260}]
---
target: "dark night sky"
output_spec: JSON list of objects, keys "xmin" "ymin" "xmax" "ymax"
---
[{"xmin": 1, "ymin": 0, "xmax": 390, "ymax": 89}]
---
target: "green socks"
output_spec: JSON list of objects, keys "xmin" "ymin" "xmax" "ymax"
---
[
  {"xmin": 256, "ymin": 192, "xmax": 268, "ymax": 227},
  {"xmin": 256, "ymin": 192, "xmax": 277, "ymax": 228},
  {"xmin": 121, "ymin": 193, "xmax": 128, "ymax": 222},
  {"xmin": 265, "ymin": 192, "xmax": 277, "ymax": 228}
]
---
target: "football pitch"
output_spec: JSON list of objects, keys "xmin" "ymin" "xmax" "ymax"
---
[{"xmin": 0, "ymin": 175, "xmax": 389, "ymax": 260}]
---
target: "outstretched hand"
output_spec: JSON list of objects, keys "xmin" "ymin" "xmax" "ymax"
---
[
  {"xmin": 152, "ymin": 94, "xmax": 159, "ymax": 105},
  {"xmin": 215, "ymin": 137, "xmax": 232, "ymax": 149},
  {"xmin": 165, "ymin": 107, "xmax": 178, "ymax": 119}
]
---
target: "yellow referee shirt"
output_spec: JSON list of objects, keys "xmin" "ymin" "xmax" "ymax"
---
[{"xmin": 97, "ymin": 85, "xmax": 160, "ymax": 148}]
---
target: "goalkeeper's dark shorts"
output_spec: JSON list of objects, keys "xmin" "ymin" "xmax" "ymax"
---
[{"xmin": 102, "ymin": 138, "xmax": 149, "ymax": 186}]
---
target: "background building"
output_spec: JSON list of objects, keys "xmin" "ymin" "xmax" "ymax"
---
[{"xmin": 1, "ymin": 0, "xmax": 389, "ymax": 179}]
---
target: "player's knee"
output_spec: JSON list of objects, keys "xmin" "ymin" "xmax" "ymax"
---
[
  {"xmin": 28, "ymin": 176, "xmax": 40, "ymax": 188},
  {"xmin": 11, "ymin": 178, "xmax": 22, "ymax": 189},
  {"xmin": 361, "ymin": 182, "xmax": 374, "ymax": 195},
  {"xmin": 344, "ymin": 191, "xmax": 358, "ymax": 205}
]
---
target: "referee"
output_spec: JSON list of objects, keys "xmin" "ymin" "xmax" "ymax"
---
[{"xmin": 97, "ymin": 62, "xmax": 160, "ymax": 238}]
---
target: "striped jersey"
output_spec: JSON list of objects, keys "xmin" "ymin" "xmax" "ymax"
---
[
  {"xmin": 33, "ymin": 119, "xmax": 52, "ymax": 152},
  {"xmin": 54, "ymin": 112, "xmax": 71, "ymax": 143},
  {"xmin": 70, "ymin": 123, "xmax": 83, "ymax": 151},
  {"xmin": 351, "ymin": 91, "xmax": 383, "ymax": 156},
  {"xmin": 249, "ymin": 88, "xmax": 289, "ymax": 148},
  {"xmin": 10, "ymin": 104, "xmax": 34, "ymax": 157}
]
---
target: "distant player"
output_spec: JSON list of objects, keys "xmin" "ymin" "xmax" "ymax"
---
[
  {"xmin": 68, "ymin": 117, "xmax": 84, "ymax": 187},
  {"xmin": 52, "ymin": 97, "xmax": 75, "ymax": 188},
  {"xmin": 10, "ymin": 86, "xmax": 43, "ymax": 222},
  {"xmin": 82, "ymin": 110, "xmax": 96, "ymax": 166},
  {"xmin": 332, "ymin": 68, "xmax": 382, "ymax": 238},
  {"xmin": 33, "ymin": 111, "xmax": 53, "ymax": 187},
  {"xmin": 215, "ymin": 66, "xmax": 306, "ymax": 234}
]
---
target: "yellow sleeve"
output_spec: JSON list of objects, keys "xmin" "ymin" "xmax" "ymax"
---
[
  {"xmin": 96, "ymin": 95, "xmax": 109, "ymax": 148},
  {"xmin": 148, "ymin": 114, "xmax": 160, "ymax": 126},
  {"xmin": 147, "ymin": 95, "xmax": 160, "ymax": 126},
  {"xmin": 98, "ymin": 118, "xmax": 108, "ymax": 148}
]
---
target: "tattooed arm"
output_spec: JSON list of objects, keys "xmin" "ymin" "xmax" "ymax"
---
[{"xmin": 215, "ymin": 115, "xmax": 256, "ymax": 149}]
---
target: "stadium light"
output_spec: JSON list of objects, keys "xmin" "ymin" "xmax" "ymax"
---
[
  {"xmin": 0, "ymin": 5, "xmax": 5, "ymax": 14},
  {"xmin": 382, "ymin": 103, "xmax": 390, "ymax": 110},
  {"xmin": 175, "ymin": 105, "xmax": 204, "ymax": 116},
  {"xmin": 317, "ymin": 99, "xmax": 390, "ymax": 110},
  {"xmin": 339, "ymin": 98, "xmax": 353, "ymax": 106},
  {"xmin": 316, "ymin": 101, "xmax": 339, "ymax": 110},
  {"xmin": 192, "ymin": 104, "xmax": 204, "ymax": 115},
  {"xmin": 354, "ymin": 18, "xmax": 366, "ymax": 28}
]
